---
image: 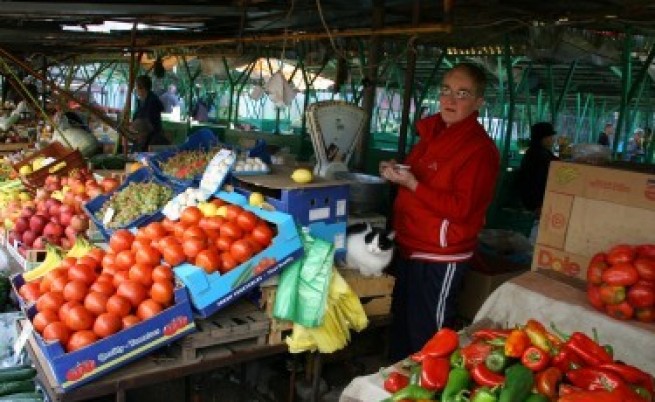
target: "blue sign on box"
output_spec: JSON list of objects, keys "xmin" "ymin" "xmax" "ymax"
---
[
  {"xmin": 24, "ymin": 286, "xmax": 195, "ymax": 392},
  {"xmin": 174, "ymin": 190, "xmax": 304, "ymax": 318}
]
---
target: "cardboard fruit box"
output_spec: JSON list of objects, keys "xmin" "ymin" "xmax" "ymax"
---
[
  {"xmin": 23, "ymin": 285, "xmax": 195, "ymax": 392},
  {"xmin": 173, "ymin": 190, "xmax": 304, "ymax": 318},
  {"xmin": 533, "ymin": 161, "xmax": 655, "ymax": 280},
  {"xmin": 233, "ymin": 165, "xmax": 349, "ymax": 260}
]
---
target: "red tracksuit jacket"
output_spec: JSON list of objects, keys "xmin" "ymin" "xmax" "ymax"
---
[{"xmin": 393, "ymin": 111, "xmax": 500, "ymax": 262}]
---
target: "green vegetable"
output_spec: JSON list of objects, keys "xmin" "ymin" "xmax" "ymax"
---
[
  {"xmin": 524, "ymin": 394, "xmax": 549, "ymax": 402},
  {"xmin": 389, "ymin": 384, "xmax": 435, "ymax": 401},
  {"xmin": 0, "ymin": 366, "xmax": 36, "ymax": 382},
  {"xmin": 485, "ymin": 349, "xmax": 508, "ymax": 373},
  {"xmin": 0, "ymin": 392, "xmax": 43, "ymax": 401},
  {"xmin": 441, "ymin": 367, "xmax": 471, "ymax": 402},
  {"xmin": 471, "ymin": 386, "xmax": 498, "ymax": 402},
  {"xmin": 0, "ymin": 380, "xmax": 35, "ymax": 397},
  {"xmin": 450, "ymin": 349, "xmax": 464, "ymax": 368},
  {"xmin": 498, "ymin": 364, "xmax": 534, "ymax": 402}
]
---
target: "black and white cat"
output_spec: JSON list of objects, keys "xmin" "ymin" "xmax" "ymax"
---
[{"xmin": 345, "ymin": 222, "xmax": 395, "ymax": 277}]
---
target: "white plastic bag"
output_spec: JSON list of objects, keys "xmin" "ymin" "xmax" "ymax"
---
[{"xmin": 265, "ymin": 71, "xmax": 297, "ymax": 107}]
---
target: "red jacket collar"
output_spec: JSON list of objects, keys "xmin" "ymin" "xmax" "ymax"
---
[{"xmin": 415, "ymin": 111, "xmax": 480, "ymax": 141}]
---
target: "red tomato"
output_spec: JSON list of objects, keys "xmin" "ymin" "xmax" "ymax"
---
[
  {"xmin": 172, "ymin": 222, "xmax": 188, "ymax": 240},
  {"xmin": 68, "ymin": 264, "xmax": 98, "ymax": 285},
  {"xmin": 220, "ymin": 252, "xmax": 238, "ymax": 274},
  {"xmin": 182, "ymin": 226, "xmax": 206, "ymax": 241},
  {"xmin": 635, "ymin": 307, "xmax": 655, "ymax": 323},
  {"xmin": 224, "ymin": 205, "xmax": 243, "ymax": 222},
  {"xmin": 60, "ymin": 257, "xmax": 78, "ymax": 269},
  {"xmin": 109, "ymin": 230, "xmax": 135, "ymax": 253},
  {"xmin": 63, "ymin": 280, "xmax": 89, "ymax": 303},
  {"xmin": 135, "ymin": 246, "xmax": 161, "ymax": 267},
  {"xmin": 33, "ymin": 310, "xmax": 60, "ymax": 333},
  {"xmin": 627, "ymin": 284, "xmax": 655, "ymax": 308},
  {"xmin": 65, "ymin": 305, "xmax": 95, "ymax": 331},
  {"xmin": 599, "ymin": 284, "xmax": 626, "ymax": 305},
  {"xmin": 112, "ymin": 270, "xmax": 130, "ymax": 288},
  {"xmin": 87, "ymin": 248, "xmax": 106, "ymax": 264},
  {"xmin": 43, "ymin": 321, "xmax": 71, "ymax": 345},
  {"xmin": 122, "ymin": 315, "xmax": 141, "ymax": 329},
  {"xmin": 116, "ymin": 281, "xmax": 147, "ymax": 308},
  {"xmin": 605, "ymin": 301, "xmax": 634, "ymax": 320},
  {"xmin": 129, "ymin": 263, "xmax": 154, "ymax": 288},
  {"xmin": 251, "ymin": 223, "xmax": 274, "ymax": 247},
  {"xmin": 106, "ymin": 295, "xmax": 132, "ymax": 318},
  {"xmin": 40, "ymin": 268, "xmax": 68, "ymax": 293},
  {"xmin": 199, "ymin": 216, "xmax": 224, "ymax": 232},
  {"xmin": 586, "ymin": 260, "xmax": 607, "ymax": 285},
  {"xmin": 183, "ymin": 237, "xmax": 207, "ymax": 259},
  {"xmin": 95, "ymin": 273, "xmax": 114, "ymax": 285},
  {"xmin": 180, "ymin": 206, "xmax": 203, "ymax": 226},
  {"xmin": 131, "ymin": 237, "xmax": 152, "ymax": 253},
  {"xmin": 67, "ymin": 330, "xmax": 98, "ymax": 352},
  {"xmin": 601, "ymin": 263, "xmax": 639, "ymax": 287},
  {"xmin": 236, "ymin": 211, "xmax": 259, "ymax": 232},
  {"xmin": 115, "ymin": 250, "xmax": 136, "ymax": 271},
  {"xmin": 607, "ymin": 244, "xmax": 636, "ymax": 265},
  {"xmin": 89, "ymin": 281, "xmax": 115, "ymax": 297},
  {"xmin": 210, "ymin": 198, "xmax": 226, "ymax": 208},
  {"xmin": 78, "ymin": 256, "xmax": 100, "ymax": 272},
  {"xmin": 636, "ymin": 245, "xmax": 655, "ymax": 259},
  {"xmin": 150, "ymin": 281, "xmax": 174, "ymax": 306},
  {"xmin": 144, "ymin": 222, "xmax": 167, "ymax": 241},
  {"xmin": 137, "ymin": 299, "xmax": 163, "ymax": 320},
  {"xmin": 215, "ymin": 236, "xmax": 234, "ymax": 252},
  {"xmin": 586, "ymin": 285, "xmax": 604, "ymax": 311},
  {"xmin": 36, "ymin": 291, "xmax": 65, "ymax": 313},
  {"xmin": 19, "ymin": 282, "xmax": 42, "ymax": 302},
  {"xmin": 244, "ymin": 235, "xmax": 264, "ymax": 254},
  {"xmin": 161, "ymin": 217, "xmax": 176, "ymax": 233},
  {"xmin": 152, "ymin": 265, "xmax": 174, "ymax": 283},
  {"xmin": 58, "ymin": 300, "xmax": 80, "ymax": 323},
  {"xmin": 162, "ymin": 244, "xmax": 185, "ymax": 267},
  {"xmin": 634, "ymin": 258, "xmax": 655, "ymax": 281},
  {"xmin": 101, "ymin": 253, "xmax": 118, "ymax": 273},
  {"xmin": 84, "ymin": 292, "xmax": 109, "ymax": 316},
  {"xmin": 50, "ymin": 276, "xmax": 68, "ymax": 294},
  {"xmin": 220, "ymin": 221, "xmax": 243, "ymax": 240},
  {"xmin": 93, "ymin": 313, "xmax": 122, "ymax": 338},
  {"xmin": 230, "ymin": 239, "xmax": 254, "ymax": 264},
  {"xmin": 195, "ymin": 249, "xmax": 221, "ymax": 274},
  {"xmin": 590, "ymin": 252, "xmax": 607, "ymax": 264}
]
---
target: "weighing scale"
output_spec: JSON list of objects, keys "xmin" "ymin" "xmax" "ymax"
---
[{"xmin": 306, "ymin": 101, "xmax": 368, "ymax": 179}]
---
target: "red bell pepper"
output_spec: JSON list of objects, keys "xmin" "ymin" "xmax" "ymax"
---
[
  {"xmin": 419, "ymin": 356, "xmax": 450, "ymax": 392},
  {"xmin": 504, "ymin": 328, "xmax": 530, "ymax": 358},
  {"xmin": 411, "ymin": 328, "xmax": 459, "ymax": 362},
  {"xmin": 566, "ymin": 367, "xmax": 626, "ymax": 392},
  {"xmin": 524, "ymin": 319, "xmax": 552, "ymax": 353},
  {"xmin": 535, "ymin": 366, "xmax": 562, "ymax": 400},
  {"xmin": 559, "ymin": 383, "xmax": 583, "ymax": 396},
  {"xmin": 565, "ymin": 332, "xmax": 613, "ymax": 367},
  {"xmin": 461, "ymin": 341, "xmax": 494, "ymax": 370},
  {"xmin": 558, "ymin": 390, "xmax": 625, "ymax": 402},
  {"xmin": 383, "ymin": 371, "xmax": 410, "ymax": 394},
  {"xmin": 521, "ymin": 345, "xmax": 550, "ymax": 372},
  {"xmin": 551, "ymin": 347, "xmax": 583, "ymax": 373},
  {"xmin": 470, "ymin": 363, "xmax": 505, "ymax": 387},
  {"xmin": 599, "ymin": 362, "xmax": 654, "ymax": 395}
]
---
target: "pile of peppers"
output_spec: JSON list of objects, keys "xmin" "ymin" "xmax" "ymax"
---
[{"xmin": 381, "ymin": 320, "xmax": 654, "ymax": 402}]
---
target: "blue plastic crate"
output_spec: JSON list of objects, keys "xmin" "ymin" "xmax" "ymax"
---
[
  {"xmin": 149, "ymin": 129, "xmax": 225, "ymax": 191},
  {"xmin": 83, "ymin": 167, "xmax": 179, "ymax": 240}
]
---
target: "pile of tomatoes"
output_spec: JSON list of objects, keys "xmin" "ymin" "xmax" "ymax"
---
[
  {"xmin": 135, "ymin": 198, "xmax": 275, "ymax": 275},
  {"xmin": 18, "ymin": 247, "xmax": 176, "ymax": 353},
  {"xmin": 586, "ymin": 244, "xmax": 655, "ymax": 322}
]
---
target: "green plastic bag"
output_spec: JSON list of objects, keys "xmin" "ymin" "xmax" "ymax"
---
[{"xmin": 273, "ymin": 230, "xmax": 334, "ymax": 328}]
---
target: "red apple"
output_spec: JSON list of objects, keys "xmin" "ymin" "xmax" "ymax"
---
[
  {"xmin": 32, "ymin": 236, "xmax": 47, "ymax": 250},
  {"xmin": 29, "ymin": 214, "xmax": 48, "ymax": 234},
  {"xmin": 100, "ymin": 177, "xmax": 120, "ymax": 193},
  {"xmin": 70, "ymin": 215, "xmax": 89, "ymax": 232},
  {"xmin": 43, "ymin": 222, "xmax": 64, "ymax": 239},
  {"xmin": 61, "ymin": 238, "xmax": 71, "ymax": 249},
  {"xmin": 22, "ymin": 230, "xmax": 37, "ymax": 247},
  {"xmin": 59, "ymin": 211, "xmax": 73, "ymax": 226},
  {"xmin": 13, "ymin": 217, "xmax": 29, "ymax": 234},
  {"xmin": 65, "ymin": 225, "xmax": 79, "ymax": 242}
]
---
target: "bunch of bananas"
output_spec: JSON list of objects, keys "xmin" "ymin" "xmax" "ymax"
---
[
  {"xmin": 0, "ymin": 179, "xmax": 29, "ymax": 206},
  {"xmin": 286, "ymin": 268, "xmax": 368, "ymax": 354},
  {"xmin": 23, "ymin": 237, "xmax": 95, "ymax": 281}
]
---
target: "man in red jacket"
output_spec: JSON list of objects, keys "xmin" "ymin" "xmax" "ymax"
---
[{"xmin": 380, "ymin": 63, "xmax": 500, "ymax": 361}]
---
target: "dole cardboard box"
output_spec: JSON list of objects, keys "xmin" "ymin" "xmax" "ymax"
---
[
  {"xmin": 174, "ymin": 190, "xmax": 304, "ymax": 318},
  {"xmin": 232, "ymin": 165, "xmax": 349, "ymax": 260},
  {"xmin": 532, "ymin": 161, "xmax": 655, "ymax": 280},
  {"xmin": 23, "ymin": 285, "xmax": 195, "ymax": 392}
]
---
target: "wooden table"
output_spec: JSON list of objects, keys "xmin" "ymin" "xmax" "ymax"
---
[{"xmin": 23, "ymin": 319, "xmax": 287, "ymax": 402}]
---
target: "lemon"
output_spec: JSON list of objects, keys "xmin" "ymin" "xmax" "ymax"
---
[
  {"xmin": 291, "ymin": 168, "xmax": 313, "ymax": 184},
  {"xmin": 216, "ymin": 205, "xmax": 228, "ymax": 217},
  {"xmin": 249, "ymin": 192, "xmax": 265, "ymax": 207},
  {"xmin": 18, "ymin": 192, "xmax": 31, "ymax": 201},
  {"xmin": 19, "ymin": 165, "xmax": 32, "ymax": 175},
  {"xmin": 198, "ymin": 202, "xmax": 218, "ymax": 217}
]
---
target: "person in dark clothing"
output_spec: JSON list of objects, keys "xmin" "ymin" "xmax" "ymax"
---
[
  {"xmin": 598, "ymin": 123, "xmax": 612, "ymax": 146},
  {"xmin": 131, "ymin": 75, "xmax": 169, "ymax": 151},
  {"xmin": 517, "ymin": 122, "xmax": 559, "ymax": 213}
]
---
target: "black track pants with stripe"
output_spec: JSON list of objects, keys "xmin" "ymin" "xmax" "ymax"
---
[{"xmin": 388, "ymin": 258, "xmax": 469, "ymax": 362}]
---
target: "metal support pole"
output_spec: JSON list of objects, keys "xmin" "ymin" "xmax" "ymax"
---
[
  {"xmin": 614, "ymin": 32, "xmax": 633, "ymax": 156},
  {"xmin": 397, "ymin": 38, "xmax": 417, "ymax": 161},
  {"xmin": 501, "ymin": 35, "xmax": 515, "ymax": 170},
  {"xmin": 554, "ymin": 61, "xmax": 577, "ymax": 124}
]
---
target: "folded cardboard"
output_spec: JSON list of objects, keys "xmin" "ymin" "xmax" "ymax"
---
[
  {"xmin": 533, "ymin": 161, "xmax": 655, "ymax": 280},
  {"xmin": 174, "ymin": 190, "xmax": 304, "ymax": 318}
]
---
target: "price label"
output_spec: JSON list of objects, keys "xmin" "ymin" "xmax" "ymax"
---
[
  {"xmin": 102, "ymin": 207, "xmax": 115, "ymax": 225},
  {"xmin": 13, "ymin": 320, "xmax": 32, "ymax": 362}
]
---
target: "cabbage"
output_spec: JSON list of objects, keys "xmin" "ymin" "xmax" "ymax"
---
[{"xmin": 53, "ymin": 127, "xmax": 100, "ymax": 157}]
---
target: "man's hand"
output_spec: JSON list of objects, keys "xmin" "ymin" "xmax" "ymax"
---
[{"xmin": 379, "ymin": 159, "xmax": 418, "ymax": 191}]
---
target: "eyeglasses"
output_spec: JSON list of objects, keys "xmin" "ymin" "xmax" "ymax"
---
[{"xmin": 439, "ymin": 86, "xmax": 476, "ymax": 100}]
